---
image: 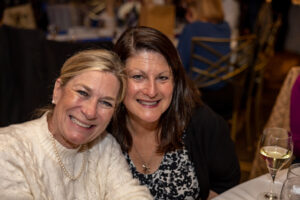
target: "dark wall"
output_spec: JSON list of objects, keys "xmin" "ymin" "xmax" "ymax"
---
[{"xmin": 0, "ymin": 25, "xmax": 113, "ymax": 127}]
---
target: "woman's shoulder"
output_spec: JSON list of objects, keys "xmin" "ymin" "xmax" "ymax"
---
[
  {"xmin": 89, "ymin": 132, "xmax": 122, "ymax": 154},
  {"xmin": 88, "ymin": 132, "xmax": 127, "ymax": 171},
  {"xmin": 188, "ymin": 104, "xmax": 229, "ymax": 133},
  {"xmin": 183, "ymin": 21, "xmax": 230, "ymax": 37},
  {"xmin": 0, "ymin": 118, "xmax": 43, "ymax": 148},
  {"xmin": 191, "ymin": 104, "xmax": 222, "ymax": 121},
  {"xmin": 94, "ymin": 132, "xmax": 118, "ymax": 145},
  {"xmin": 0, "ymin": 119, "xmax": 43, "ymax": 165},
  {"xmin": 183, "ymin": 21, "xmax": 210, "ymax": 32},
  {"xmin": 189, "ymin": 21, "xmax": 228, "ymax": 28},
  {"xmin": 216, "ymin": 21, "xmax": 231, "ymax": 34}
]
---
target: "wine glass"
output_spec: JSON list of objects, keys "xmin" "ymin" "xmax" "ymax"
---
[
  {"xmin": 280, "ymin": 177, "xmax": 300, "ymax": 200},
  {"xmin": 280, "ymin": 163, "xmax": 300, "ymax": 200},
  {"xmin": 258, "ymin": 127, "xmax": 293, "ymax": 200},
  {"xmin": 287, "ymin": 163, "xmax": 300, "ymax": 179}
]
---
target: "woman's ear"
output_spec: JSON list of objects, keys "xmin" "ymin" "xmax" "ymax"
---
[
  {"xmin": 185, "ymin": 7, "xmax": 197, "ymax": 23},
  {"xmin": 52, "ymin": 78, "xmax": 62, "ymax": 105}
]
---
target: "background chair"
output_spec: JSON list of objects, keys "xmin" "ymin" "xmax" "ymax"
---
[
  {"xmin": 245, "ymin": 2, "xmax": 283, "ymax": 149},
  {"xmin": 189, "ymin": 34, "xmax": 256, "ymax": 142},
  {"xmin": 2, "ymin": 3, "xmax": 36, "ymax": 29},
  {"xmin": 139, "ymin": 4, "xmax": 175, "ymax": 40}
]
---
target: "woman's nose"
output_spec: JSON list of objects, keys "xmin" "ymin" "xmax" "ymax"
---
[
  {"xmin": 143, "ymin": 80, "xmax": 158, "ymax": 98},
  {"xmin": 82, "ymin": 99, "xmax": 97, "ymax": 120}
]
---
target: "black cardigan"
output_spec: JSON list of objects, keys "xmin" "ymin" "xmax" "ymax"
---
[{"xmin": 183, "ymin": 105, "xmax": 241, "ymax": 200}]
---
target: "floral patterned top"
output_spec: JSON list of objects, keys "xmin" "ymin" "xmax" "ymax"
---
[{"xmin": 124, "ymin": 148, "xmax": 200, "ymax": 200}]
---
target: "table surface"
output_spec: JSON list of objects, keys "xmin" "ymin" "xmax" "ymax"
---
[
  {"xmin": 212, "ymin": 169, "xmax": 288, "ymax": 200},
  {"xmin": 46, "ymin": 26, "xmax": 114, "ymax": 42}
]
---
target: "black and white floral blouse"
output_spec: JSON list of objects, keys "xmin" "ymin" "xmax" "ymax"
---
[{"xmin": 124, "ymin": 148, "xmax": 200, "ymax": 200}]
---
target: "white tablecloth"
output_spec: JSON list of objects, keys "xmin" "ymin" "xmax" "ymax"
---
[{"xmin": 212, "ymin": 169, "xmax": 288, "ymax": 200}]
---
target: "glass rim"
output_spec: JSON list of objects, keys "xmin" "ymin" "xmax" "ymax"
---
[{"xmin": 263, "ymin": 127, "xmax": 292, "ymax": 139}]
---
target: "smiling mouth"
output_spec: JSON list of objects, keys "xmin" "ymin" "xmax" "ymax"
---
[
  {"xmin": 137, "ymin": 100, "xmax": 160, "ymax": 106},
  {"xmin": 70, "ymin": 116, "xmax": 92, "ymax": 128}
]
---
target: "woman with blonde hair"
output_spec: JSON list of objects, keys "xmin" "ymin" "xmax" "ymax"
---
[
  {"xmin": 177, "ymin": 0, "xmax": 231, "ymax": 73},
  {"xmin": 195, "ymin": 0, "xmax": 225, "ymax": 23},
  {"xmin": 0, "ymin": 49, "xmax": 152, "ymax": 200}
]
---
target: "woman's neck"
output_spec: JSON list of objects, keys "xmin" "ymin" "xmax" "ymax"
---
[
  {"xmin": 198, "ymin": 16, "xmax": 209, "ymax": 23},
  {"xmin": 198, "ymin": 16, "xmax": 220, "ymax": 24},
  {"xmin": 126, "ymin": 116, "xmax": 159, "ymax": 140},
  {"xmin": 47, "ymin": 113, "xmax": 80, "ymax": 149}
]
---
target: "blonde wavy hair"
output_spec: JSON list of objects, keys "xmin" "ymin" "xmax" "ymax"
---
[
  {"xmin": 36, "ymin": 49, "xmax": 126, "ymax": 117},
  {"xmin": 192, "ymin": 0, "xmax": 225, "ymax": 24}
]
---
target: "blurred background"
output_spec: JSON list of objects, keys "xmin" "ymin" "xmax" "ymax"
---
[{"xmin": 1, "ymin": 0, "xmax": 300, "ymax": 183}]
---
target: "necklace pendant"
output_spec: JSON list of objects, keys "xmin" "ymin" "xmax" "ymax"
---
[{"xmin": 142, "ymin": 164, "xmax": 150, "ymax": 174}]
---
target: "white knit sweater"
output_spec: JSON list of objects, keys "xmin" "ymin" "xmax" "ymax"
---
[{"xmin": 0, "ymin": 114, "xmax": 152, "ymax": 200}]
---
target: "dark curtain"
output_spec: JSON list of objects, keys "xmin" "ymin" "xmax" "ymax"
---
[
  {"xmin": 0, "ymin": 25, "xmax": 113, "ymax": 127},
  {"xmin": 0, "ymin": 25, "xmax": 46, "ymax": 126}
]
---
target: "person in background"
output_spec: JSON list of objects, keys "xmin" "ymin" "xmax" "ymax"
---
[
  {"xmin": 290, "ymin": 75, "xmax": 300, "ymax": 163},
  {"xmin": 112, "ymin": 26, "xmax": 240, "ymax": 200},
  {"xmin": 0, "ymin": 49, "xmax": 152, "ymax": 200},
  {"xmin": 177, "ymin": 0, "xmax": 231, "ymax": 72}
]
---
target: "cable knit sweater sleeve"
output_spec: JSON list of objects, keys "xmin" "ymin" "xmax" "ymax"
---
[
  {"xmin": 96, "ymin": 134, "xmax": 153, "ymax": 200},
  {"xmin": 0, "ymin": 127, "xmax": 40, "ymax": 200}
]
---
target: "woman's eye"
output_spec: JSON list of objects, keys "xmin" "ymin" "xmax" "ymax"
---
[
  {"xmin": 158, "ymin": 76, "xmax": 169, "ymax": 81},
  {"xmin": 77, "ymin": 90, "xmax": 88, "ymax": 97},
  {"xmin": 132, "ymin": 74, "xmax": 143, "ymax": 80},
  {"xmin": 100, "ymin": 101, "xmax": 113, "ymax": 108}
]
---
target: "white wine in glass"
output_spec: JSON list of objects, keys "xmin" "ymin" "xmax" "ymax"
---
[{"xmin": 258, "ymin": 127, "xmax": 293, "ymax": 200}]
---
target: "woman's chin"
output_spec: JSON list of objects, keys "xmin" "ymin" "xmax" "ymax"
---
[
  {"xmin": 141, "ymin": 116, "xmax": 161, "ymax": 124},
  {"xmin": 64, "ymin": 134, "xmax": 89, "ymax": 148}
]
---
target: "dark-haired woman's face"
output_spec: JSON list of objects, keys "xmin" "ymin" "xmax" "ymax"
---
[{"xmin": 124, "ymin": 51, "xmax": 174, "ymax": 125}]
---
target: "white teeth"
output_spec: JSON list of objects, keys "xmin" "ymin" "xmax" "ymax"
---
[
  {"xmin": 71, "ymin": 117, "xmax": 91, "ymax": 128},
  {"xmin": 138, "ymin": 100, "xmax": 158, "ymax": 106}
]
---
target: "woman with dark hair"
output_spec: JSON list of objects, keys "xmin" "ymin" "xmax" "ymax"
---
[{"xmin": 112, "ymin": 26, "xmax": 240, "ymax": 200}]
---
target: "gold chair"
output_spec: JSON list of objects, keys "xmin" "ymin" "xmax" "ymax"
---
[
  {"xmin": 2, "ymin": 3, "xmax": 36, "ymax": 29},
  {"xmin": 139, "ymin": 4, "xmax": 175, "ymax": 40},
  {"xmin": 245, "ymin": 2, "xmax": 283, "ymax": 150},
  {"xmin": 189, "ymin": 34, "xmax": 256, "ymax": 142}
]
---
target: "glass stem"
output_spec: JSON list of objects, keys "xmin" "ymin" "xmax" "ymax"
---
[
  {"xmin": 270, "ymin": 175, "xmax": 275, "ymax": 194},
  {"xmin": 269, "ymin": 170, "xmax": 277, "ymax": 196}
]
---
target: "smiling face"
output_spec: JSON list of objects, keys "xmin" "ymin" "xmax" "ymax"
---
[
  {"xmin": 124, "ymin": 51, "xmax": 174, "ymax": 126},
  {"xmin": 49, "ymin": 70, "xmax": 120, "ymax": 148}
]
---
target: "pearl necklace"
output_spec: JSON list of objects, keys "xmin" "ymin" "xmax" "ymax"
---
[{"xmin": 49, "ymin": 133, "xmax": 87, "ymax": 181}]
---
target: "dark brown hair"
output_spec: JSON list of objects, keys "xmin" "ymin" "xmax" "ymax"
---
[{"xmin": 112, "ymin": 26, "xmax": 202, "ymax": 153}]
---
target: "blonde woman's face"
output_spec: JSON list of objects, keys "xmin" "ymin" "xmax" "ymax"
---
[{"xmin": 50, "ymin": 70, "xmax": 120, "ymax": 148}]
